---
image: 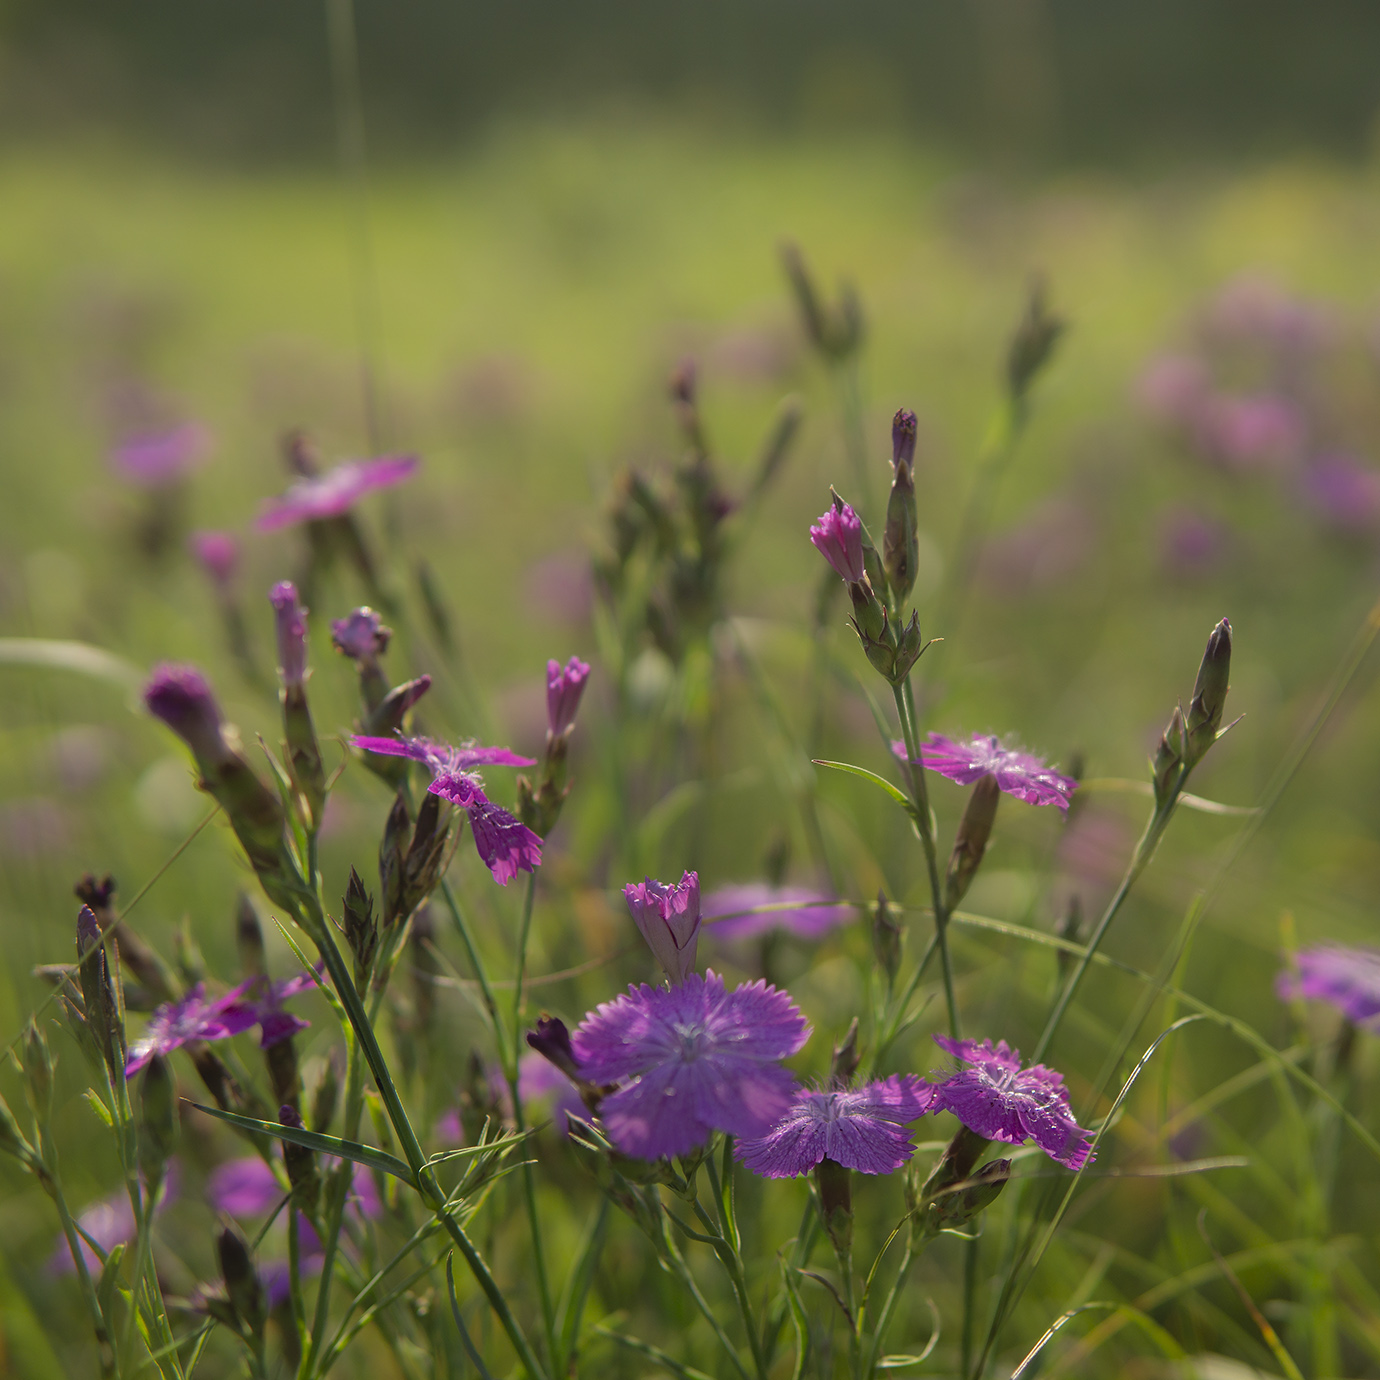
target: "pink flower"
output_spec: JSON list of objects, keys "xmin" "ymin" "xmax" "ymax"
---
[
  {"xmin": 625, "ymin": 872, "xmax": 701, "ymax": 985},
  {"xmin": 189, "ymin": 531, "xmax": 240, "ymax": 588},
  {"xmin": 893, "ymin": 733, "xmax": 1078, "ymax": 811},
  {"xmin": 810, "ymin": 503, "xmax": 865, "ymax": 583},
  {"xmin": 546, "ymin": 656, "xmax": 591, "ymax": 738},
  {"xmin": 256, "ymin": 455, "xmax": 419, "ymax": 532},
  {"xmin": 110, "ymin": 424, "xmax": 211, "ymax": 488}
]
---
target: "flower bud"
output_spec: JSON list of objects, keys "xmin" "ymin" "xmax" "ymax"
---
[
  {"xmin": 1007, "ymin": 276, "xmax": 1065, "ymax": 406},
  {"xmin": 360, "ymin": 674, "xmax": 431, "ymax": 742},
  {"xmin": 379, "ymin": 793, "xmax": 410, "ymax": 927},
  {"xmin": 944, "ymin": 774, "xmax": 1001, "ymax": 910},
  {"xmin": 269, "ymin": 581, "xmax": 308, "ymax": 691},
  {"xmin": 1184, "ymin": 617, "xmax": 1232, "ymax": 768},
  {"xmin": 278, "ymin": 1105, "xmax": 320, "ymax": 1212},
  {"xmin": 74, "ymin": 874, "xmax": 175, "ymax": 1008},
  {"xmin": 527, "ymin": 1015, "xmax": 581, "ymax": 1082},
  {"xmin": 309, "ymin": 1049, "xmax": 341, "ymax": 1133},
  {"xmin": 883, "ymin": 409, "xmax": 920, "ymax": 602},
  {"xmin": 270, "ymin": 584, "xmax": 326, "ymax": 825},
  {"xmin": 814, "ymin": 1156, "xmax": 853, "ymax": 1259},
  {"xmin": 22, "ymin": 1019, "xmax": 53, "ymax": 1121},
  {"xmin": 890, "ymin": 611, "xmax": 927, "ymax": 683},
  {"xmin": 626, "ymin": 872, "xmax": 701, "ymax": 986},
  {"xmin": 1153, "ymin": 704, "xmax": 1187, "ymax": 808},
  {"xmin": 829, "ymin": 1018, "xmax": 860, "ymax": 1089},
  {"xmin": 331, "ymin": 607, "xmax": 392, "ymax": 711},
  {"xmin": 342, "ymin": 868, "xmax": 378, "ymax": 984},
  {"xmin": 929, "ymin": 1157, "xmax": 1011, "ymax": 1231},
  {"xmin": 76, "ymin": 906, "xmax": 124, "ymax": 1083},
  {"xmin": 401, "ymin": 792, "xmax": 452, "ymax": 921},
  {"xmin": 547, "ymin": 656, "xmax": 591, "ymax": 740},
  {"xmin": 138, "ymin": 1054, "xmax": 178, "ymax": 1184},
  {"xmin": 217, "ymin": 1226, "xmax": 267, "ymax": 1339},
  {"xmin": 810, "ymin": 501, "xmax": 866, "ymax": 584},
  {"xmin": 871, "ymin": 889, "xmax": 903, "ymax": 983}
]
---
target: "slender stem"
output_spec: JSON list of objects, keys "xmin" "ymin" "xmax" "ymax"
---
[
  {"xmin": 699, "ymin": 1159, "xmax": 768, "ymax": 1380},
  {"xmin": 50, "ymin": 1176, "xmax": 120, "ymax": 1378},
  {"xmin": 659, "ymin": 1223, "xmax": 755, "ymax": 1380},
  {"xmin": 860, "ymin": 1242, "xmax": 917, "ymax": 1380},
  {"xmin": 508, "ymin": 871, "xmax": 557, "ymax": 1371},
  {"xmin": 961, "ymin": 1232, "xmax": 979, "ymax": 1379},
  {"xmin": 439, "ymin": 879, "xmax": 508, "ymax": 1062},
  {"xmin": 891, "ymin": 681, "xmax": 958, "ymax": 1041}
]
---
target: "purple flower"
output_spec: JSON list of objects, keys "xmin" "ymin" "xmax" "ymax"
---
[
  {"xmin": 144, "ymin": 663, "xmax": 230, "ymax": 769},
  {"xmin": 932, "ymin": 1035, "xmax": 1094, "ymax": 1170},
  {"xmin": 1136, "ymin": 353, "xmax": 1209, "ymax": 429},
  {"xmin": 1276, "ymin": 945, "xmax": 1380, "ymax": 1028},
  {"xmin": 250, "ymin": 968, "xmax": 323, "ymax": 1048},
  {"xmin": 1195, "ymin": 392, "xmax": 1304, "ymax": 472},
  {"xmin": 1158, "ymin": 507, "xmax": 1227, "ymax": 577},
  {"xmin": 625, "ymin": 872, "xmax": 702, "ymax": 985},
  {"xmin": 50, "ymin": 1164, "xmax": 180, "ymax": 1275},
  {"xmin": 209, "ymin": 1155, "xmax": 381, "ymax": 1221},
  {"xmin": 810, "ymin": 503, "xmax": 865, "ymax": 583},
  {"xmin": 189, "ymin": 531, "xmax": 240, "ymax": 589},
  {"xmin": 519, "ymin": 1052, "xmax": 587, "ymax": 1132},
  {"xmin": 892, "ymin": 733, "xmax": 1078, "ymax": 812},
  {"xmin": 571, "ymin": 970, "xmax": 811, "ymax": 1160},
  {"xmin": 331, "ymin": 608, "xmax": 391, "ymax": 662},
  {"xmin": 256, "ymin": 454, "xmax": 419, "ymax": 533},
  {"xmin": 1300, "ymin": 454, "xmax": 1380, "ymax": 532},
  {"xmin": 126, "ymin": 982, "xmax": 260, "ymax": 1076},
  {"xmin": 735, "ymin": 1075, "xmax": 939, "ymax": 1178},
  {"xmin": 110, "ymin": 423, "xmax": 211, "ymax": 488},
  {"xmin": 1203, "ymin": 274, "xmax": 1333, "ymax": 355},
  {"xmin": 547, "ymin": 656, "xmax": 591, "ymax": 738},
  {"xmin": 270, "ymin": 582, "xmax": 309, "ymax": 690},
  {"xmin": 703, "ymin": 884, "xmax": 847, "ymax": 942},
  {"xmin": 349, "ymin": 733, "xmax": 541, "ymax": 885}
]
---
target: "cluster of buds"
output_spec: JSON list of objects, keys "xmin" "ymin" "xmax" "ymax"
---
[
  {"xmin": 378, "ymin": 791, "xmax": 453, "ymax": 934},
  {"xmin": 780, "ymin": 240, "xmax": 865, "ymax": 364},
  {"xmin": 810, "ymin": 491, "xmax": 928, "ymax": 687},
  {"xmin": 518, "ymin": 656, "xmax": 591, "ymax": 838},
  {"xmin": 1153, "ymin": 617, "xmax": 1233, "ymax": 808}
]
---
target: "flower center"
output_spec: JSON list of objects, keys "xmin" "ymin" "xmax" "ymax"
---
[{"xmin": 671, "ymin": 1020, "xmax": 708, "ymax": 1061}]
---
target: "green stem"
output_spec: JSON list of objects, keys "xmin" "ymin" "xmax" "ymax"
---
[
  {"xmin": 438, "ymin": 879, "xmax": 508, "ymax": 1064},
  {"xmin": 860, "ymin": 1242, "xmax": 918, "ymax": 1380},
  {"xmin": 660, "ymin": 1223, "xmax": 755, "ymax": 1380},
  {"xmin": 699, "ymin": 1159, "xmax": 767, "ymax": 1380},
  {"xmin": 891, "ymin": 680, "xmax": 958, "ymax": 1041},
  {"xmin": 50, "ymin": 1175, "xmax": 120, "ymax": 1378}
]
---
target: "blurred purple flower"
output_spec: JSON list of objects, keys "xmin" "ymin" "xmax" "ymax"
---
[
  {"xmin": 625, "ymin": 871, "xmax": 702, "ymax": 985},
  {"xmin": 1195, "ymin": 392, "xmax": 1305, "ymax": 472},
  {"xmin": 270, "ymin": 582, "xmax": 309, "ymax": 690},
  {"xmin": 109, "ymin": 423, "xmax": 211, "ymax": 488},
  {"xmin": 250, "ymin": 968, "xmax": 323, "ymax": 1049},
  {"xmin": 735, "ymin": 1075, "xmax": 939, "ymax": 1178},
  {"xmin": 547, "ymin": 656, "xmax": 591, "ymax": 738},
  {"xmin": 1300, "ymin": 454, "xmax": 1380, "ymax": 532},
  {"xmin": 571, "ymin": 971, "xmax": 811, "ymax": 1160},
  {"xmin": 349, "ymin": 733, "xmax": 541, "ymax": 884},
  {"xmin": 979, "ymin": 497, "xmax": 1094, "ymax": 594},
  {"xmin": 517, "ymin": 1053, "xmax": 586, "ymax": 1132},
  {"xmin": 933, "ymin": 1035, "xmax": 1094, "ymax": 1170},
  {"xmin": 1158, "ymin": 506, "xmax": 1227, "ymax": 576},
  {"xmin": 1277, "ymin": 945, "xmax": 1380, "ymax": 1028},
  {"xmin": 209, "ymin": 1155, "xmax": 381, "ymax": 1221},
  {"xmin": 0, "ymin": 799, "xmax": 70, "ymax": 860},
  {"xmin": 1202, "ymin": 274, "xmax": 1334, "ymax": 355},
  {"xmin": 189, "ymin": 531, "xmax": 240, "ymax": 589},
  {"xmin": 1135, "ymin": 353, "xmax": 1210, "ymax": 429},
  {"xmin": 523, "ymin": 551, "xmax": 594, "ymax": 626},
  {"xmin": 256, "ymin": 454, "xmax": 419, "ymax": 533},
  {"xmin": 144, "ymin": 662, "xmax": 227, "ymax": 766},
  {"xmin": 50, "ymin": 1164, "xmax": 179, "ymax": 1275},
  {"xmin": 893, "ymin": 733, "xmax": 1078, "ymax": 811},
  {"xmin": 126, "ymin": 982, "xmax": 259, "ymax": 1076},
  {"xmin": 810, "ymin": 503, "xmax": 865, "ymax": 583},
  {"xmin": 703, "ymin": 883, "xmax": 847, "ymax": 942},
  {"xmin": 331, "ymin": 607, "xmax": 391, "ymax": 662}
]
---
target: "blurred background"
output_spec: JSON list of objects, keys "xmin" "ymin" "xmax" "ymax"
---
[{"xmin": 5, "ymin": 2, "xmax": 1380, "ymax": 1374}]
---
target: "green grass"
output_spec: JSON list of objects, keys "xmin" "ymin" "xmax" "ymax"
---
[{"xmin": 3, "ymin": 120, "xmax": 1380, "ymax": 1377}]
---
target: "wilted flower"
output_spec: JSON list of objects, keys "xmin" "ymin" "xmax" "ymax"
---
[
  {"xmin": 1276, "ymin": 945, "xmax": 1380, "ymax": 1028},
  {"xmin": 735, "ymin": 1075, "xmax": 938, "ymax": 1178},
  {"xmin": 810, "ymin": 503, "xmax": 865, "ymax": 583},
  {"xmin": 350, "ymin": 734, "xmax": 541, "ymax": 885},
  {"xmin": 702, "ymin": 884, "xmax": 846, "ymax": 942},
  {"xmin": 126, "ymin": 983, "xmax": 259, "ymax": 1076},
  {"xmin": 1300, "ymin": 454, "xmax": 1380, "ymax": 532},
  {"xmin": 109, "ymin": 423, "xmax": 211, "ymax": 488},
  {"xmin": 625, "ymin": 871, "xmax": 702, "ymax": 985},
  {"xmin": 547, "ymin": 656, "xmax": 591, "ymax": 738},
  {"xmin": 932, "ymin": 1035, "xmax": 1094, "ymax": 1170},
  {"xmin": 189, "ymin": 530, "xmax": 240, "ymax": 589},
  {"xmin": 571, "ymin": 971, "xmax": 811, "ymax": 1161},
  {"xmin": 893, "ymin": 733, "xmax": 1078, "ymax": 811},
  {"xmin": 256, "ymin": 454, "xmax": 419, "ymax": 532}
]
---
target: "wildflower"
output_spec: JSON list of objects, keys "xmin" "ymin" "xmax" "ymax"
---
[
  {"xmin": 735, "ymin": 1075, "xmax": 938, "ymax": 1178},
  {"xmin": 251, "ymin": 968, "xmax": 323, "ymax": 1049},
  {"xmin": 189, "ymin": 530, "xmax": 240, "ymax": 589},
  {"xmin": 125, "ymin": 982, "xmax": 259, "ymax": 1076},
  {"xmin": 547, "ymin": 656, "xmax": 592, "ymax": 739},
  {"xmin": 255, "ymin": 454, "xmax": 419, "ymax": 532},
  {"xmin": 571, "ymin": 971, "xmax": 810, "ymax": 1161},
  {"xmin": 1300, "ymin": 454, "xmax": 1380, "ymax": 532},
  {"xmin": 349, "ymin": 733, "xmax": 541, "ymax": 885},
  {"xmin": 625, "ymin": 871, "xmax": 702, "ymax": 985},
  {"xmin": 109, "ymin": 423, "xmax": 211, "ymax": 488},
  {"xmin": 1276, "ymin": 945, "xmax": 1380, "ymax": 1028},
  {"xmin": 331, "ymin": 607, "xmax": 391, "ymax": 663},
  {"xmin": 810, "ymin": 502, "xmax": 865, "ymax": 583},
  {"xmin": 1195, "ymin": 392, "xmax": 1304, "ymax": 472},
  {"xmin": 932, "ymin": 1035, "xmax": 1094, "ymax": 1170},
  {"xmin": 702, "ymin": 883, "xmax": 846, "ymax": 942},
  {"xmin": 883, "ymin": 408, "xmax": 919, "ymax": 601},
  {"xmin": 269, "ymin": 582, "xmax": 309, "ymax": 690},
  {"xmin": 893, "ymin": 733, "xmax": 1078, "ymax": 811},
  {"xmin": 49, "ymin": 1163, "xmax": 180, "ymax": 1275},
  {"xmin": 208, "ymin": 1154, "xmax": 381, "ymax": 1221}
]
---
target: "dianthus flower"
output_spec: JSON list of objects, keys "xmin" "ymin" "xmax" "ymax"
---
[
  {"xmin": 1276, "ymin": 945, "xmax": 1380, "ymax": 1028},
  {"xmin": 932, "ymin": 1035, "xmax": 1094, "ymax": 1170},
  {"xmin": 625, "ymin": 871, "xmax": 701, "ymax": 985},
  {"xmin": 189, "ymin": 530, "xmax": 240, "ymax": 589},
  {"xmin": 350, "ymin": 733, "xmax": 542, "ymax": 885},
  {"xmin": 571, "ymin": 971, "xmax": 810, "ymax": 1160},
  {"xmin": 810, "ymin": 502, "xmax": 866, "ymax": 583},
  {"xmin": 208, "ymin": 1155, "xmax": 381, "ymax": 1221},
  {"xmin": 893, "ymin": 733, "xmax": 1078, "ymax": 811},
  {"xmin": 703, "ymin": 883, "xmax": 847, "ymax": 942},
  {"xmin": 125, "ymin": 983, "xmax": 259, "ymax": 1076},
  {"xmin": 547, "ymin": 656, "xmax": 591, "ymax": 738},
  {"xmin": 735, "ymin": 1075, "xmax": 938, "ymax": 1178},
  {"xmin": 331, "ymin": 608, "xmax": 391, "ymax": 662},
  {"xmin": 110, "ymin": 423, "xmax": 211, "ymax": 488},
  {"xmin": 250, "ymin": 968, "xmax": 323, "ymax": 1048},
  {"xmin": 256, "ymin": 454, "xmax": 419, "ymax": 532}
]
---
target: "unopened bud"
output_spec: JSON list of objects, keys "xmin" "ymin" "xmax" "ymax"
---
[
  {"xmin": 73, "ymin": 875, "xmax": 174, "ymax": 1009},
  {"xmin": 871, "ymin": 890, "xmax": 903, "ymax": 982},
  {"xmin": 360, "ymin": 674, "xmax": 431, "ymax": 744},
  {"xmin": 1007, "ymin": 276, "xmax": 1065, "ymax": 406},
  {"xmin": 76, "ymin": 906, "xmax": 124, "ymax": 1082},
  {"xmin": 0, "ymin": 1090, "xmax": 33, "ymax": 1165},
  {"xmin": 138, "ymin": 1054, "xmax": 178, "ymax": 1184},
  {"xmin": 883, "ymin": 409, "xmax": 920, "ymax": 602},
  {"xmin": 402, "ymin": 794, "xmax": 451, "ymax": 921},
  {"xmin": 547, "ymin": 657, "xmax": 591, "ymax": 741},
  {"xmin": 945, "ymin": 774, "xmax": 1001, "ymax": 910},
  {"xmin": 814, "ymin": 1156, "xmax": 853, "ymax": 1259},
  {"xmin": 269, "ymin": 581, "xmax": 309, "ymax": 692},
  {"xmin": 527, "ymin": 1015, "xmax": 580, "ymax": 1081},
  {"xmin": 1153, "ymin": 704, "xmax": 1187, "ymax": 808},
  {"xmin": 379, "ymin": 793, "xmax": 410, "ymax": 927},
  {"xmin": 236, "ymin": 894, "xmax": 265, "ymax": 979},
  {"xmin": 217, "ymin": 1226, "xmax": 267, "ymax": 1339},
  {"xmin": 309, "ymin": 1050, "xmax": 341, "ymax": 1134},
  {"xmin": 1184, "ymin": 617, "xmax": 1232, "ymax": 768},
  {"xmin": 278, "ymin": 1105, "xmax": 319, "ymax": 1212},
  {"xmin": 930, "ymin": 1157, "xmax": 1011, "ymax": 1231},
  {"xmin": 342, "ymin": 868, "xmax": 378, "ymax": 983},
  {"xmin": 331, "ymin": 608, "xmax": 392, "ymax": 711},
  {"xmin": 830, "ymin": 1019, "xmax": 860, "ymax": 1089},
  {"xmin": 22, "ymin": 1019, "xmax": 53, "ymax": 1120}
]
